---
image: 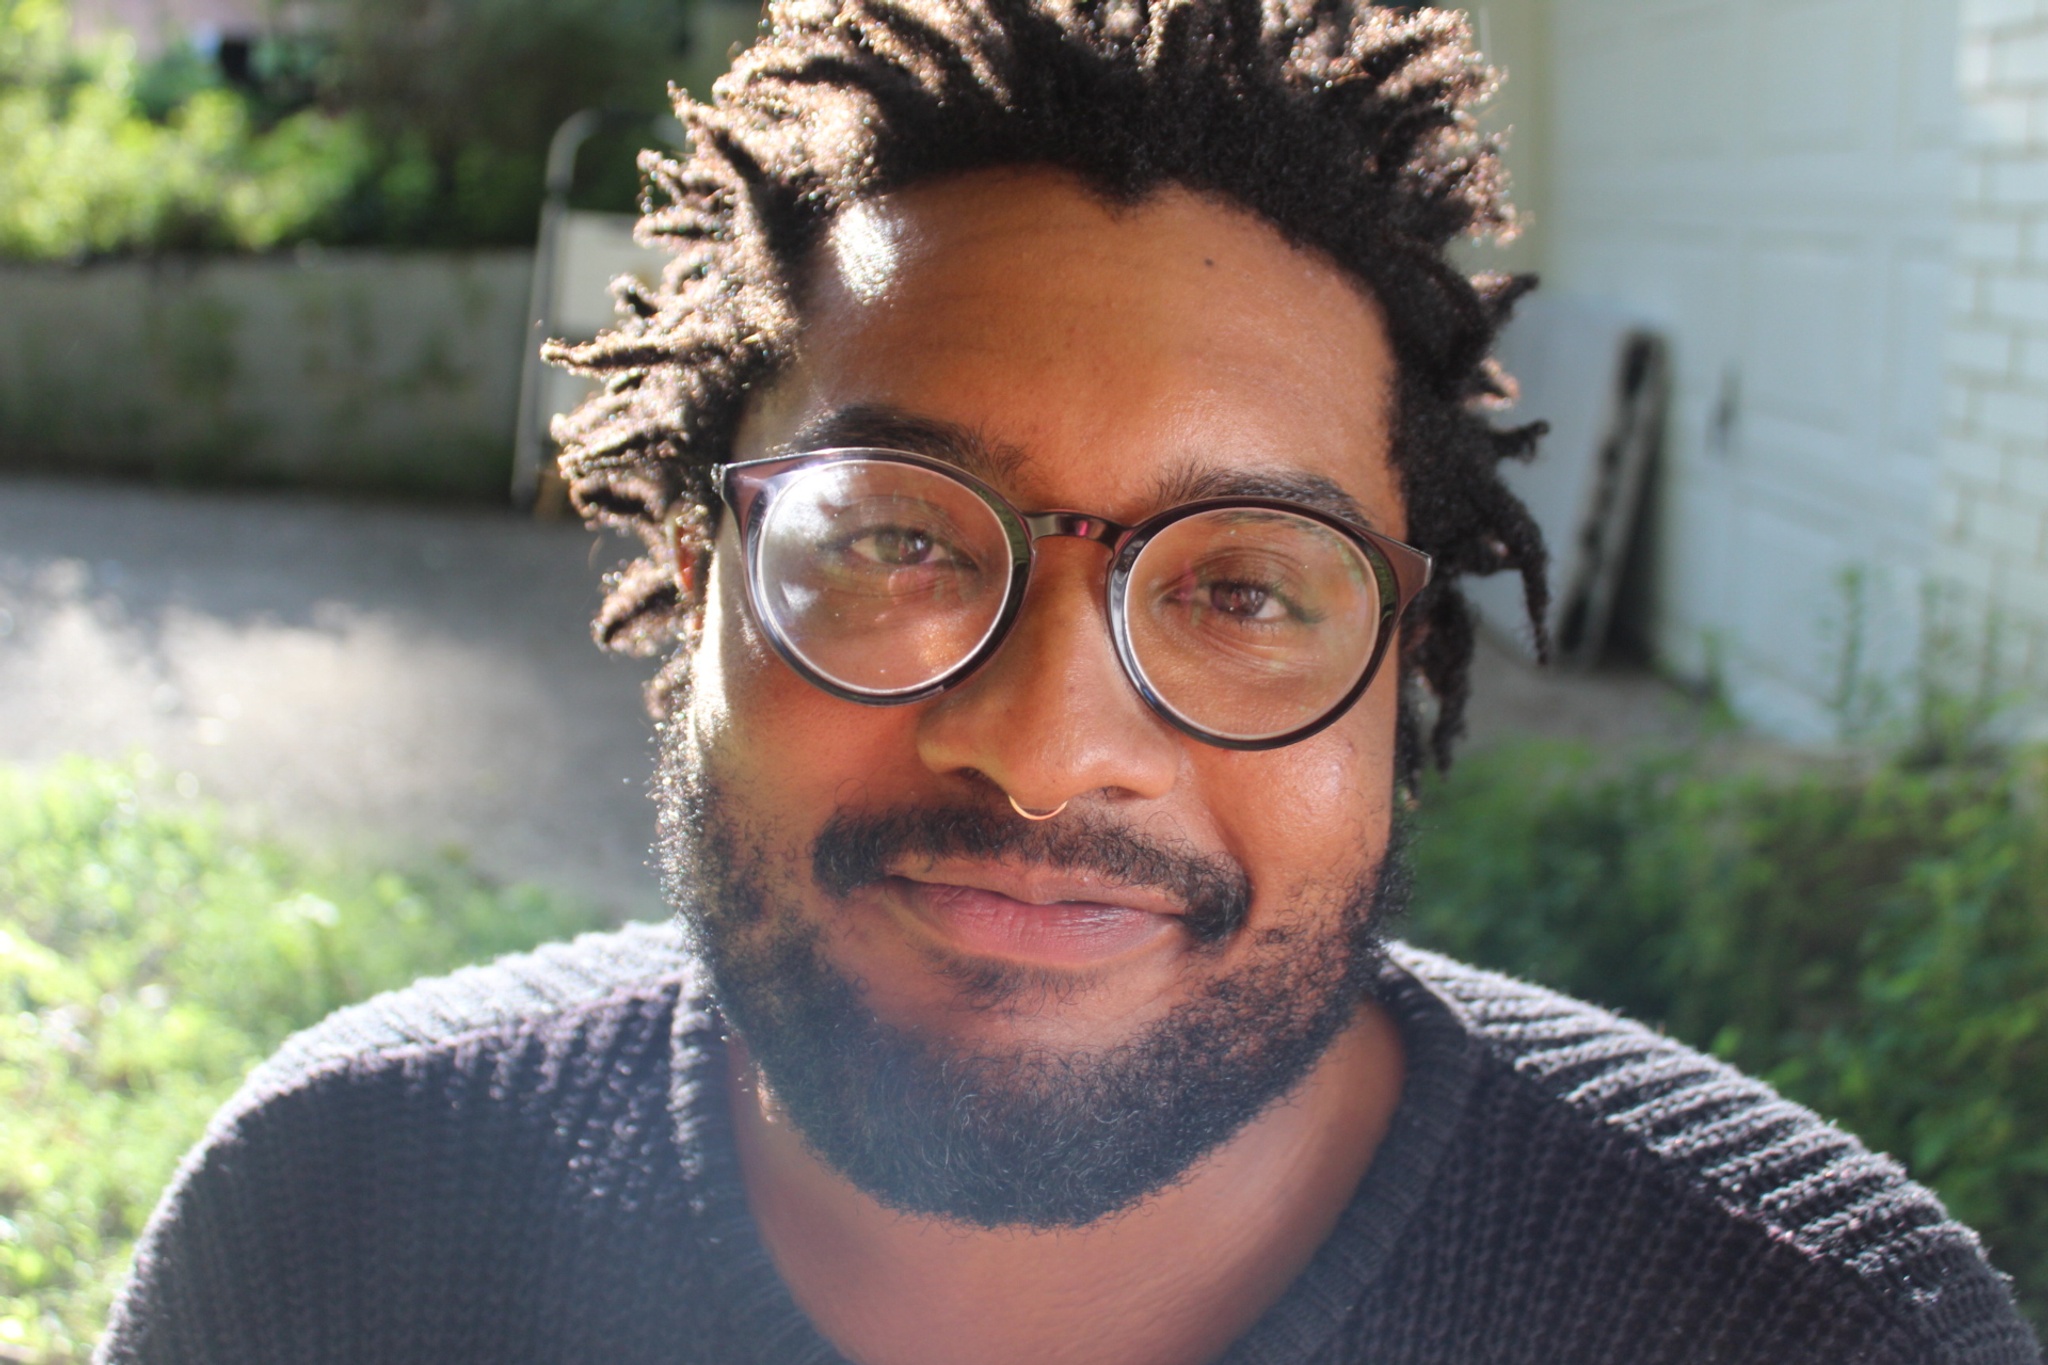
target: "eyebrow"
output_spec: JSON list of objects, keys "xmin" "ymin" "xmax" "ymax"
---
[
  {"xmin": 1148, "ymin": 462, "xmax": 1384, "ymax": 534},
  {"xmin": 787, "ymin": 406, "xmax": 1025, "ymax": 486},
  {"xmin": 787, "ymin": 403, "xmax": 1383, "ymax": 532}
]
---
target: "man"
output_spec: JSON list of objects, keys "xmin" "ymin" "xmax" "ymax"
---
[{"xmin": 101, "ymin": 2, "xmax": 2038, "ymax": 1362}]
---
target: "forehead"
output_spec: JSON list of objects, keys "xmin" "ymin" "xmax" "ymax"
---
[{"xmin": 738, "ymin": 167, "xmax": 1403, "ymax": 532}]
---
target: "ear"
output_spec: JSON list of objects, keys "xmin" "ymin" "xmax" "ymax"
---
[
  {"xmin": 1396, "ymin": 614, "xmax": 1430, "ymax": 664},
  {"xmin": 667, "ymin": 506, "xmax": 712, "ymax": 615},
  {"xmin": 672, "ymin": 528, "xmax": 702, "ymax": 602}
]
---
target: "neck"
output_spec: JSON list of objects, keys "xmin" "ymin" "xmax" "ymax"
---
[{"xmin": 727, "ymin": 1002, "xmax": 1405, "ymax": 1365}]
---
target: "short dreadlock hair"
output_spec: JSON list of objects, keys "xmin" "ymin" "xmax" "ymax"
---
[{"xmin": 548, "ymin": 0, "xmax": 1548, "ymax": 780}]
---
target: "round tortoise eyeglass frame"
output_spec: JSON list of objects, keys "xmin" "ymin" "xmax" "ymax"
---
[{"xmin": 710, "ymin": 447, "xmax": 1433, "ymax": 751}]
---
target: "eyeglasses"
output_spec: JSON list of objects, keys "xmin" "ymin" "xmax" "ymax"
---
[{"xmin": 712, "ymin": 448, "xmax": 1432, "ymax": 750}]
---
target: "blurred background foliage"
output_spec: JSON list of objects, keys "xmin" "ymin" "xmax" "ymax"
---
[
  {"xmin": 0, "ymin": 0, "xmax": 691, "ymax": 260},
  {"xmin": 0, "ymin": 757, "xmax": 605, "ymax": 1361},
  {"xmin": 1410, "ymin": 735, "xmax": 2048, "ymax": 1337}
]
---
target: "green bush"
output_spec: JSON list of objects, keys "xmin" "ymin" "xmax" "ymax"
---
[
  {"xmin": 316, "ymin": 0, "xmax": 691, "ymax": 228},
  {"xmin": 0, "ymin": 0, "xmax": 377, "ymax": 259},
  {"xmin": 0, "ymin": 0, "xmax": 688, "ymax": 261},
  {"xmin": 0, "ymin": 756, "xmax": 608, "ymax": 1363},
  {"xmin": 1408, "ymin": 738, "xmax": 2048, "ymax": 1335}
]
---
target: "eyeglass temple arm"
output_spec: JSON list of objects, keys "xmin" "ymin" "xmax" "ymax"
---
[
  {"xmin": 711, "ymin": 463, "xmax": 772, "ymax": 530},
  {"xmin": 1388, "ymin": 543, "xmax": 1433, "ymax": 611}
]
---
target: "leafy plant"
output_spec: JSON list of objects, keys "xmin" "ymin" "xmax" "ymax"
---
[
  {"xmin": 316, "ymin": 0, "xmax": 689, "ymax": 232},
  {"xmin": 1408, "ymin": 738, "xmax": 2048, "ymax": 1335},
  {"xmin": 0, "ymin": 0, "xmax": 377, "ymax": 259},
  {"xmin": 0, "ymin": 756, "xmax": 608, "ymax": 1362},
  {"xmin": 0, "ymin": 0, "xmax": 689, "ymax": 260}
]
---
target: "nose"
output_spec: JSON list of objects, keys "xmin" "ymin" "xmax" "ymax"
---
[{"xmin": 915, "ymin": 540, "xmax": 1182, "ymax": 810}]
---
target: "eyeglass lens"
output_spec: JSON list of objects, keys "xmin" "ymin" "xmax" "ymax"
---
[
  {"xmin": 1123, "ymin": 509, "xmax": 1381, "ymax": 743},
  {"xmin": 755, "ymin": 458, "xmax": 1015, "ymax": 695},
  {"xmin": 749, "ymin": 457, "xmax": 1385, "ymax": 742}
]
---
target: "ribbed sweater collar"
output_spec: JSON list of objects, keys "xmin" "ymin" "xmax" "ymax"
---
[{"xmin": 666, "ymin": 946, "xmax": 1482, "ymax": 1365}]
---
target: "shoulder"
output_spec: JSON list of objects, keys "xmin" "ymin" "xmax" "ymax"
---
[
  {"xmin": 1388, "ymin": 943, "xmax": 1937, "ymax": 1262},
  {"xmin": 1378, "ymin": 943, "xmax": 2040, "ymax": 1365},
  {"xmin": 100, "ymin": 921, "xmax": 728, "ymax": 1365},
  {"xmin": 181, "ymin": 917, "xmax": 718, "ymax": 1203},
  {"xmin": 240, "ymin": 917, "xmax": 700, "ymax": 1090},
  {"xmin": 187, "ymin": 917, "xmax": 712, "ymax": 1170}
]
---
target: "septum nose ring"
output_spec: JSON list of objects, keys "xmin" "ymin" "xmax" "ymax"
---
[{"xmin": 1008, "ymin": 794, "xmax": 1068, "ymax": 821}]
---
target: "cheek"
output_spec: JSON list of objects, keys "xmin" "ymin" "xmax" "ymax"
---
[
  {"xmin": 687, "ymin": 540, "xmax": 922, "ymax": 815},
  {"xmin": 681, "ymin": 538, "xmax": 757, "ymax": 765},
  {"xmin": 1199, "ymin": 675, "xmax": 1397, "ymax": 905}
]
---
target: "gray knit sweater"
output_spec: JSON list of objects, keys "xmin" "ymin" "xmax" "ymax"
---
[{"xmin": 98, "ymin": 923, "xmax": 2041, "ymax": 1364}]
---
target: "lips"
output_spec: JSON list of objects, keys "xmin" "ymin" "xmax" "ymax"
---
[{"xmin": 883, "ymin": 863, "xmax": 1184, "ymax": 966}]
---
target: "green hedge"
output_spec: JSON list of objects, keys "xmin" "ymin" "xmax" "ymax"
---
[
  {"xmin": 1408, "ymin": 738, "xmax": 2048, "ymax": 1335},
  {"xmin": 0, "ymin": 757, "xmax": 607, "ymax": 1363}
]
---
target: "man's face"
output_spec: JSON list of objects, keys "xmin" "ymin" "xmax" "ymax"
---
[{"xmin": 660, "ymin": 167, "xmax": 1407, "ymax": 1226}]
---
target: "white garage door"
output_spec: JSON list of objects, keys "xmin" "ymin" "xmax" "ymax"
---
[{"xmin": 1537, "ymin": 0, "xmax": 1958, "ymax": 737}]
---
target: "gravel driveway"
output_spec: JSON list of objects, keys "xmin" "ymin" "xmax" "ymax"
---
[{"xmin": 0, "ymin": 477, "xmax": 1699, "ymax": 922}]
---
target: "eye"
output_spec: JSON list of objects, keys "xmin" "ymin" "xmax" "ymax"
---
[
  {"xmin": 1204, "ymin": 580, "xmax": 1286, "ymax": 622},
  {"xmin": 1163, "ymin": 558, "xmax": 1320, "ymax": 629},
  {"xmin": 849, "ymin": 526, "xmax": 950, "ymax": 567},
  {"xmin": 824, "ymin": 516, "xmax": 984, "ymax": 583}
]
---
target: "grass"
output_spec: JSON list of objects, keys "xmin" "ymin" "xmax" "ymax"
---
[{"xmin": 0, "ymin": 756, "xmax": 607, "ymax": 1363}]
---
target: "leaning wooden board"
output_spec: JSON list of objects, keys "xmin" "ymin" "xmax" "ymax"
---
[{"xmin": 1465, "ymin": 293, "xmax": 1668, "ymax": 670}]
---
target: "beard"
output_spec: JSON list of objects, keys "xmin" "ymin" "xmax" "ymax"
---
[{"xmin": 656, "ymin": 731, "xmax": 1406, "ymax": 1231}]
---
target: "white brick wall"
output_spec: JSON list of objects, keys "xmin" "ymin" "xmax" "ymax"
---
[{"xmin": 1943, "ymin": 0, "xmax": 2048, "ymax": 733}]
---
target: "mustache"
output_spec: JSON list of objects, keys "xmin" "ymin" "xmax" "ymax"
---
[{"xmin": 811, "ymin": 800, "xmax": 1252, "ymax": 946}]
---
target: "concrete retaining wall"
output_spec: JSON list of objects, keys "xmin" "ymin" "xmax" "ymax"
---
[{"xmin": 0, "ymin": 249, "xmax": 533, "ymax": 499}]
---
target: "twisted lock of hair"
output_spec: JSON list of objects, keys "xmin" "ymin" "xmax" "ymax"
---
[{"xmin": 548, "ymin": 0, "xmax": 1550, "ymax": 783}]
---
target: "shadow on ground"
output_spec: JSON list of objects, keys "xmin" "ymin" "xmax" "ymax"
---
[{"xmin": 0, "ymin": 477, "xmax": 664, "ymax": 921}]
